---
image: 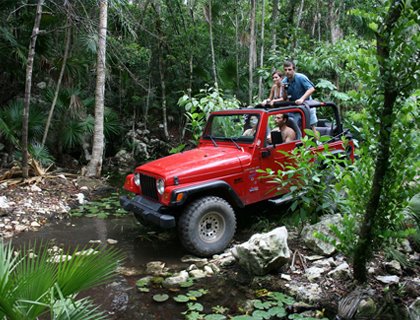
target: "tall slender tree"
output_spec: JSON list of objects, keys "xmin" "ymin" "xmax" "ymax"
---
[
  {"xmin": 257, "ymin": 0, "xmax": 266, "ymax": 100},
  {"xmin": 42, "ymin": 12, "xmax": 72, "ymax": 147},
  {"xmin": 248, "ymin": 0, "xmax": 256, "ymax": 105},
  {"xmin": 22, "ymin": 0, "xmax": 44, "ymax": 178},
  {"xmin": 205, "ymin": 0, "xmax": 218, "ymax": 88},
  {"xmin": 352, "ymin": 0, "xmax": 410, "ymax": 282},
  {"xmin": 86, "ymin": 0, "xmax": 108, "ymax": 177}
]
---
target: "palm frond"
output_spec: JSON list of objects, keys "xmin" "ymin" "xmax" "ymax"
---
[
  {"xmin": 56, "ymin": 246, "xmax": 122, "ymax": 296},
  {"xmin": 104, "ymin": 107, "xmax": 122, "ymax": 137},
  {"xmin": 51, "ymin": 296, "xmax": 107, "ymax": 320}
]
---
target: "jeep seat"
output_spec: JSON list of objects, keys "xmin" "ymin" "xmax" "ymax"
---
[{"xmin": 286, "ymin": 118, "xmax": 302, "ymax": 140}]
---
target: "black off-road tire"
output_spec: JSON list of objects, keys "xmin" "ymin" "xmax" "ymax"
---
[{"xmin": 178, "ymin": 196, "xmax": 236, "ymax": 257}]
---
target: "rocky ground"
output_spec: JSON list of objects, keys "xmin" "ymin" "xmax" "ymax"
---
[
  {"xmin": 0, "ymin": 173, "xmax": 419, "ymax": 319},
  {"xmin": 0, "ymin": 172, "xmax": 111, "ymax": 239}
]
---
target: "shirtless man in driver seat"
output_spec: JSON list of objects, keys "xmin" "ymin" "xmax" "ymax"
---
[{"xmin": 267, "ymin": 113, "xmax": 296, "ymax": 144}]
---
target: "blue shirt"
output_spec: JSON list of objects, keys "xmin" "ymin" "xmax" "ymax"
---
[
  {"xmin": 282, "ymin": 73, "xmax": 314, "ymax": 101},
  {"xmin": 282, "ymin": 73, "xmax": 317, "ymax": 125}
]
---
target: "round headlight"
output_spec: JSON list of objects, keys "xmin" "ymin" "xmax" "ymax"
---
[
  {"xmin": 156, "ymin": 178, "xmax": 165, "ymax": 195},
  {"xmin": 134, "ymin": 173, "xmax": 141, "ymax": 186}
]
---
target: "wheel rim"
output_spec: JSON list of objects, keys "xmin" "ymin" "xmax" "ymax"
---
[{"xmin": 198, "ymin": 211, "xmax": 225, "ymax": 243}]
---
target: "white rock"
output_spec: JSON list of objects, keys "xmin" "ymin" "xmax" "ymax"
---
[
  {"xmin": 181, "ymin": 256, "xmax": 208, "ymax": 267},
  {"xmin": 375, "ymin": 275, "xmax": 400, "ymax": 284},
  {"xmin": 385, "ymin": 260, "xmax": 402, "ymax": 275},
  {"xmin": 281, "ymin": 274, "xmax": 292, "ymax": 281},
  {"xmin": 189, "ymin": 269, "xmax": 207, "ymax": 279},
  {"xmin": 76, "ymin": 193, "xmax": 86, "ymax": 205},
  {"xmin": 0, "ymin": 196, "xmax": 9, "ymax": 209},
  {"xmin": 327, "ymin": 262, "xmax": 351, "ymax": 280},
  {"xmin": 107, "ymin": 238, "xmax": 118, "ymax": 245},
  {"xmin": 31, "ymin": 221, "xmax": 41, "ymax": 227},
  {"xmin": 30, "ymin": 185, "xmax": 42, "ymax": 192},
  {"xmin": 204, "ymin": 265, "xmax": 214, "ymax": 275},
  {"xmin": 305, "ymin": 255, "xmax": 325, "ymax": 261},
  {"xmin": 400, "ymin": 239, "xmax": 413, "ymax": 253},
  {"xmin": 187, "ymin": 264, "xmax": 198, "ymax": 271},
  {"xmin": 207, "ymin": 262, "xmax": 220, "ymax": 273},
  {"xmin": 305, "ymin": 266, "xmax": 325, "ymax": 281},
  {"xmin": 0, "ymin": 223, "xmax": 5, "ymax": 228},
  {"xmin": 89, "ymin": 240, "xmax": 102, "ymax": 244},
  {"xmin": 146, "ymin": 261, "xmax": 166, "ymax": 275},
  {"xmin": 408, "ymin": 297, "xmax": 420, "ymax": 320},
  {"xmin": 162, "ymin": 271, "xmax": 190, "ymax": 288},
  {"xmin": 231, "ymin": 226, "xmax": 290, "ymax": 275},
  {"xmin": 80, "ymin": 186, "xmax": 89, "ymax": 191},
  {"xmin": 14, "ymin": 225, "xmax": 27, "ymax": 232}
]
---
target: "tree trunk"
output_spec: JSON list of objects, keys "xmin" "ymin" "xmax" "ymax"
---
[
  {"xmin": 155, "ymin": 2, "xmax": 169, "ymax": 139},
  {"xmin": 42, "ymin": 15, "xmax": 72, "ymax": 146},
  {"xmin": 22, "ymin": 0, "xmax": 44, "ymax": 178},
  {"xmin": 248, "ymin": 0, "xmax": 256, "ymax": 105},
  {"xmin": 235, "ymin": 0, "xmax": 240, "ymax": 93},
  {"xmin": 328, "ymin": 0, "xmax": 342, "ymax": 44},
  {"xmin": 296, "ymin": 0, "xmax": 304, "ymax": 29},
  {"xmin": 257, "ymin": 0, "xmax": 266, "ymax": 101},
  {"xmin": 271, "ymin": 0, "xmax": 279, "ymax": 51},
  {"xmin": 86, "ymin": 0, "xmax": 108, "ymax": 177},
  {"xmin": 352, "ymin": 0, "xmax": 404, "ymax": 283},
  {"xmin": 205, "ymin": 0, "xmax": 218, "ymax": 88}
]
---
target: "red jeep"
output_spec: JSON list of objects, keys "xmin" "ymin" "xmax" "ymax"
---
[{"xmin": 120, "ymin": 101, "xmax": 354, "ymax": 256}]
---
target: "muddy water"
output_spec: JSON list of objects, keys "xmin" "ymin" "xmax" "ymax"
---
[
  {"xmin": 10, "ymin": 216, "xmax": 197, "ymax": 319},
  {"xmin": 8, "ymin": 199, "xmax": 292, "ymax": 319}
]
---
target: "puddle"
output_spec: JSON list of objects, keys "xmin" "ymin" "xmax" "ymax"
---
[
  {"xmin": 6, "ymin": 199, "xmax": 300, "ymax": 319},
  {"xmin": 8, "ymin": 216, "xmax": 225, "ymax": 319}
]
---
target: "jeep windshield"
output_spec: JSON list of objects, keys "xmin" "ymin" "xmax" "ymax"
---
[{"xmin": 202, "ymin": 113, "xmax": 260, "ymax": 143}]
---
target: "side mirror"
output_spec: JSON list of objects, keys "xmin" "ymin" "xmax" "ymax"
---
[{"xmin": 262, "ymin": 149, "xmax": 271, "ymax": 158}]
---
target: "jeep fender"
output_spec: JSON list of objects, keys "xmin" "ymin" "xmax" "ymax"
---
[{"xmin": 170, "ymin": 180, "xmax": 245, "ymax": 208}]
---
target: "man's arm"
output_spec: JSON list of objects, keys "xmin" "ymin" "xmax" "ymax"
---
[{"xmin": 295, "ymin": 87, "xmax": 315, "ymax": 105}]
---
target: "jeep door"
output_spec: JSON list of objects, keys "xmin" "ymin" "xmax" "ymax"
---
[{"xmin": 257, "ymin": 111, "xmax": 304, "ymax": 200}]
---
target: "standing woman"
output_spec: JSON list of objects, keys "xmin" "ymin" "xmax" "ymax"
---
[{"xmin": 263, "ymin": 70, "xmax": 284, "ymax": 106}]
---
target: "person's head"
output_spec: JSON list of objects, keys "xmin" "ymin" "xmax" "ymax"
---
[
  {"xmin": 274, "ymin": 113, "xmax": 289, "ymax": 126},
  {"xmin": 272, "ymin": 70, "xmax": 283, "ymax": 84},
  {"xmin": 249, "ymin": 116, "xmax": 258, "ymax": 127},
  {"xmin": 283, "ymin": 61, "xmax": 296, "ymax": 79}
]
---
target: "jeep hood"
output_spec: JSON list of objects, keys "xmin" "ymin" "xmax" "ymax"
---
[{"xmin": 137, "ymin": 146, "xmax": 251, "ymax": 185}]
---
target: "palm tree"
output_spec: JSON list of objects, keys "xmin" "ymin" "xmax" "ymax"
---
[{"xmin": 0, "ymin": 241, "xmax": 123, "ymax": 319}]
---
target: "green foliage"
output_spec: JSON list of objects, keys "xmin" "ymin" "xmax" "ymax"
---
[
  {"xmin": 258, "ymin": 131, "xmax": 351, "ymax": 228},
  {"xmin": 0, "ymin": 241, "xmax": 122, "ymax": 320},
  {"xmin": 177, "ymin": 87, "xmax": 241, "ymax": 145},
  {"xmin": 0, "ymin": 100, "xmax": 45, "ymax": 147}
]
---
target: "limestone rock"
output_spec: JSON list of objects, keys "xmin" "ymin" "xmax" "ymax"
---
[
  {"xmin": 162, "ymin": 271, "xmax": 190, "ymax": 288},
  {"xmin": 302, "ymin": 214, "xmax": 343, "ymax": 255},
  {"xmin": 408, "ymin": 297, "xmax": 420, "ymax": 320},
  {"xmin": 231, "ymin": 226, "xmax": 290, "ymax": 276}
]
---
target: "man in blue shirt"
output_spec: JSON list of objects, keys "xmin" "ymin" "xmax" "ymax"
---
[{"xmin": 281, "ymin": 61, "xmax": 317, "ymax": 130}]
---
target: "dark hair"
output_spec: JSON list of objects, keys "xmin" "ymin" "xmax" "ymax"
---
[
  {"xmin": 272, "ymin": 70, "xmax": 283, "ymax": 77},
  {"xmin": 276, "ymin": 113, "xmax": 289, "ymax": 121},
  {"xmin": 283, "ymin": 60, "xmax": 295, "ymax": 69}
]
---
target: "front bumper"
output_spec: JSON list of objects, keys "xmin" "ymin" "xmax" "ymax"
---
[{"xmin": 120, "ymin": 195, "xmax": 176, "ymax": 228}]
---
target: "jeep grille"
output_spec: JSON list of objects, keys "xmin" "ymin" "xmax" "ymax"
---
[{"xmin": 140, "ymin": 174, "xmax": 158, "ymax": 200}]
